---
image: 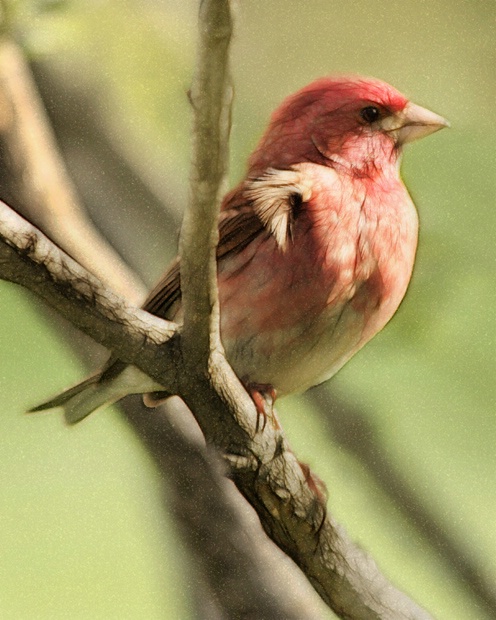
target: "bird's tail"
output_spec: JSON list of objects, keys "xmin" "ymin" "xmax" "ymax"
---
[
  {"xmin": 29, "ymin": 364, "xmax": 166, "ymax": 425},
  {"xmin": 29, "ymin": 375, "xmax": 126, "ymax": 425}
]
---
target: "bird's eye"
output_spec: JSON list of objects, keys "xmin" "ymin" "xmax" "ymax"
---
[{"xmin": 360, "ymin": 106, "xmax": 381, "ymax": 123}]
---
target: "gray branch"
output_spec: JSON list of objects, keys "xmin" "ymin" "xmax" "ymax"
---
[
  {"xmin": 0, "ymin": 1, "xmax": 435, "ymax": 617},
  {"xmin": 0, "ymin": 201, "xmax": 178, "ymax": 386},
  {"xmin": 0, "ymin": 37, "xmax": 145, "ymax": 302},
  {"xmin": 0, "ymin": 189, "xmax": 432, "ymax": 620}
]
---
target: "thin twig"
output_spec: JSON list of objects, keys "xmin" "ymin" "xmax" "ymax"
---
[{"xmin": 179, "ymin": 0, "xmax": 232, "ymax": 362}]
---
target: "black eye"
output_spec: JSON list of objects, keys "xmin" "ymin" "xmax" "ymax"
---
[{"xmin": 360, "ymin": 106, "xmax": 381, "ymax": 123}]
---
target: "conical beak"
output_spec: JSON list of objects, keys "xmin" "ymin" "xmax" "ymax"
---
[{"xmin": 395, "ymin": 102, "xmax": 450, "ymax": 145}]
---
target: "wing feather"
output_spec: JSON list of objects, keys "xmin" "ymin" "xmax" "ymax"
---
[
  {"xmin": 244, "ymin": 167, "xmax": 312, "ymax": 250},
  {"xmin": 142, "ymin": 167, "xmax": 313, "ymax": 318},
  {"xmin": 142, "ymin": 207, "xmax": 265, "ymax": 319}
]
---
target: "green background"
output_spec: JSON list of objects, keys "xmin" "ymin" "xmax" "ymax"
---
[{"xmin": 0, "ymin": 1, "xmax": 494, "ymax": 618}]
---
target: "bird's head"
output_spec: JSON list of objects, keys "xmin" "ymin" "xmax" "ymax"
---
[{"xmin": 249, "ymin": 76, "xmax": 449, "ymax": 178}]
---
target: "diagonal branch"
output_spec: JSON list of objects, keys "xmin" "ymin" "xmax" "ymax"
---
[
  {"xmin": 0, "ymin": 185, "xmax": 432, "ymax": 620},
  {"xmin": 0, "ymin": 200, "xmax": 178, "ymax": 384},
  {"xmin": 0, "ymin": 2, "xmax": 434, "ymax": 618},
  {"xmin": 0, "ymin": 37, "xmax": 145, "ymax": 303},
  {"xmin": 123, "ymin": 396, "xmax": 327, "ymax": 620}
]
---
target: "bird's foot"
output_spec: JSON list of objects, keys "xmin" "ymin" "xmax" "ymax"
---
[
  {"xmin": 298, "ymin": 461, "xmax": 328, "ymax": 508},
  {"xmin": 246, "ymin": 383, "xmax": 278, "ymax": 433}
]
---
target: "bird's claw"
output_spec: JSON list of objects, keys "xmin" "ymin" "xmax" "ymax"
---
[
  {"xmin": 246, "ymin": 383, "xmax": 278, "ymax": 433},
  {"xmin": 298, "ymin": 461, "xmax": 329, "ymax": 506}
]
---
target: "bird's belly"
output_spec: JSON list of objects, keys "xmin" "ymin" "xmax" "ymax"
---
[
  {"xmin": 223, "ymin": 299, "xmax": 367, "ymax": 394},
  {"xmin": 216, "ymin": 189, "xmax": 417, "ymax": 395},
  {"xmin": 217, "ymin": 237, "xmax": 378, "ymax": 394}
]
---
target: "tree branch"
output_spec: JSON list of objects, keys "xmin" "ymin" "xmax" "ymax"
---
[
  {"xmin": 180, "ymin": 0, "xmax": 232, "ymax": 360},
  {"xmin": 0, "ymin": 2, "xmax": 436, "ymax": 617},
  {"xmin": 0, "ymin": 200, "xmax": 177, "ymax": 384},
  {"xmin": 0, "ymin": 33, "xmax": 327, "ymax": 619},
  {"xmin": 0, "ymin": 37, "xmax": 145, "ymax": 303},
  {"xmin": 0, "ymin": 195, "xmax": 432, "ymax": 620}
]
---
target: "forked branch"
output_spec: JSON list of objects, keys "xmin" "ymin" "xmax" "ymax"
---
[{"xmin": 0, "ymin": 0, "xmax": 434, "ymax": 617}]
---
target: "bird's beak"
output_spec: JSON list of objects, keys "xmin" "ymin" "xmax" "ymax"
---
[{"xmin": 384, "ymin": 102, "xmax": 450, "ymax": 145}]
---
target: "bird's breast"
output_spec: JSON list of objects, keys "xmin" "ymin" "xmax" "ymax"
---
[{"xmin": 217, "ymin": 164, "xmax": 418, "ymax": 393}]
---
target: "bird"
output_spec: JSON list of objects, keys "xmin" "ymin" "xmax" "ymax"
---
[{"xmin": 31, "ymin": 76, "xmax": 449, "ymax": 424}]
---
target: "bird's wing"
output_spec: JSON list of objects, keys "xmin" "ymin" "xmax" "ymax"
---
[
  {"xmin": 142, "ymin": 258, "xmax": 181, "ymax": 318},
  {"xmin": 141, "ymin": 207, "xmax": 264, "ymax": 319},
  {"xmin": 142, "ymin": 167, "xmax": 313, "ymax": 319}
]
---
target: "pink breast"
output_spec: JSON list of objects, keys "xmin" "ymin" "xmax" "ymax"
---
[{"xmin": 217, "ymin": 164, "xmax": 418, "ymax": 392}]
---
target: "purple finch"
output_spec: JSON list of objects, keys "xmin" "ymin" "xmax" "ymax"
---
[{"xmin": 32, "ymin": 76, "xmax": 448, "ymax": 423}]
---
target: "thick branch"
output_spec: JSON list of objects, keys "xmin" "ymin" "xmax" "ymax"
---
[
  {"xmin": 0, "ymin": 3, "xmax": 433, "ymax": 618},
  {"xmin": 0, "ymin": 201, "xmax": 432, "ymax": 619}
]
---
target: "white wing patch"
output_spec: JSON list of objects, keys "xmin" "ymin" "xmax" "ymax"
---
[{"xmin": 245, "ymin": 168, "xmax": 312, "ymax": 250}]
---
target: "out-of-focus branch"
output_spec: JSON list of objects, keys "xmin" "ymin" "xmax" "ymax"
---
[
  {"xmin": 308, "ymin": 386, "xmax": 496, "ymax": 618},
  {"xmin": 28, "ymin": 59, "xmax": 182, "ymax": 281},
  {"xmin": 0, "ymin": 38, "xmax": 145, "ymax": 303}
]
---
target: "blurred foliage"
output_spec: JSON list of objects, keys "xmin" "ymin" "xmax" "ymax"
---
[{"xmin": 0, "ymin": 0, "xmax": 494, "ymax": 618}]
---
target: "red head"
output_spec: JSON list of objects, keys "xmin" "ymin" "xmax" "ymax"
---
[{"xmin": 248, "ymin": 76, "xmax": 448, "ymax": 177}]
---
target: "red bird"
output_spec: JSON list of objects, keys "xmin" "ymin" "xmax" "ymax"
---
[{"xmin": 32, "ymin": 76, "xmax": 448, "ymax": 423}]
